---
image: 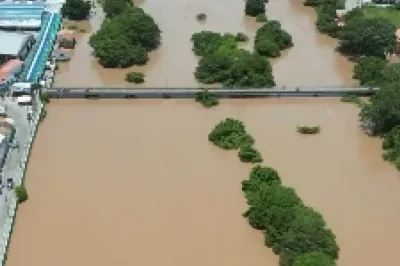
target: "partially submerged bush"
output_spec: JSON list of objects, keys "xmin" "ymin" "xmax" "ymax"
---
[
  {"xmin": 245, "ymin": 0, "xmax": 266, "ymax": 17},
  {"xmin": 208, "ymin": 118, "xmax": 254, "ymax": 149},
  {"xmin": 195, "ymin": 89, "xmax": 219, "ymax": 108},
  {"xmin": 238, "ymin": 145, "xmax": 263, "ymax": 163},
  {"xmin": 293, "ymin": 251, "xmax": 336, "ymax": 266},
  {"xmin": 235, "ymin": 32, "xmax": 249, "ymax": 42},
  {"xmin": 196, "ymin": 13, "xmax": 207, "ymax": 21},
  {"xmin": 242, "ymin": 165, "xmax": 281, "ymax": 195},
  {"xmin": 15, "ymin": 185, "xmax": 28, "ymax": 204},
  {"xmin": 40, "ymin": 92, "xmax": 50, "ymax": 103},
  {"xmin": 125, "ymin": 72, "xmax": 145, "ymax": 84},
  {"xmin": 340, "ymin": 94, "xmax": 363, "ymax": 106},
  {"xmin": 254, "ymin": 21, "xmax": 293, "ymax": 57},
  {"xmin": 256, "ymin": 13, "xmax": 268, "ymax": 22},
  {"xmin": 297, "ymin": 125, "xmax": 320, "ymax": 135}
]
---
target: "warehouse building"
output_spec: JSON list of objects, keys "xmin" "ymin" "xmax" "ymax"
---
[{"xmin": 0, "ymin": 31, "xmax": 35, "ymax": 64}]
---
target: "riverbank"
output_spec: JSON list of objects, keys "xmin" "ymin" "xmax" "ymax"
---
[{"xmin": 5, "ymin": 98, "xmax": 400, "ymax": 266}]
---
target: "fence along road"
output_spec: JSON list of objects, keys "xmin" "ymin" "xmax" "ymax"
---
[{"xmin": 47, "ymin": 87, "xmax": 378, "ymax": 99}]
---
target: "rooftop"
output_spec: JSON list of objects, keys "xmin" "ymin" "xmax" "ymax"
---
[{"xmin": 0, "ymin": 31, "xmax": 34, "ymax": 56}]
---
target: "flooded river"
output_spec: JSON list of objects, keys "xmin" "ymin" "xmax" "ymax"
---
[
  {"xmin": 54, "ymin": 0, "xmax": 355, "ymax": 88},
  {"xmin": 6, "ymin": 99, "xmax": 400, "ymax": 266}
]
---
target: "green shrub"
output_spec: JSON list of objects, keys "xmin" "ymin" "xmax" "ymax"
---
[
  {"xmin": 125, "ymin": 72, "xmax": 145, "ymax": 84},
  {"xmin": 340, "ymin": 94, "xmax": 363, "ymax": 107},
  {"xmin": 293, "ymin": 251, "xmax": 336, "ymax": 266},
  {"xmin": 352, "ymin": 56, "xmax": 386, "ymax": 86},
  {"xmin": 243, "ymin": 183, "xmax": 301, "ymax": 230},
  {"xmin": 254, "ymin": 21, "xmax": 293, "ymax": 57},
  {"xmin": 278, "ymin": 205, "xmax": 339, "ymax": 266},
  {"xmin": 15, "ymin": 185, "xmax": 28, "ymax": 204},
  {"xmin": 208, "ymin": 118, "xmax": 254, "ymax": 149},
  {"xmin": 238, "ymin": 145, "xmax": 263, "ymax": 163},
  {"xmin": 242, "ymin": 165, "xmax": 281, "ymax": 194},
  {"xmin": 40, "ymin": 92, "xmax": 50, "ymax": 103},
  {"xmin": 195, "ymin": 90, "xmax": 219, "ymax": 107},
  {"xmin": 245, "ymin": 0, "xmax": 266, "ymax": 17},
  {"xmin": 235, "ymin": 32, "xmax": 249, "ymax": 42},
  {"xmin": 256, "ymin": 13, "xmax": 268, "ymax": 22},
  {"xmin": 296, "ymin": 126, "xmax": 320, "ymax": 135}
]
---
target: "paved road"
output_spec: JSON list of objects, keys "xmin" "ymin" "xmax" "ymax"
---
[{"xmin": 0, "ymin": 97, "xmax": 38, "ymax": 237}]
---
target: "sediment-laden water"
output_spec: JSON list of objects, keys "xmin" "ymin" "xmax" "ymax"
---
[{"xmin": 5, "ymin": 99, "xmax": 400, "ymax": 266}]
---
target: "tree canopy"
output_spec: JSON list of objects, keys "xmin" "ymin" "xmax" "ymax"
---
[
  {"xmin": 103, "ymin": 0, "xmax": 133, "ymax": 18},
  {"xmin": 208, "ymin": 118, "xmax": 254, "ymax": 149},
  {"xmin": 353, "ymin": 56, "xmax": 386, "ymax": 86},
  {"xmin": 90, "ymin": 6, "xmax": 161, "ymax": 68},
  {"xmin": 293, "ymin": 251, "xmax": 336, "ymax": 266},
  {"xmin": 338, "ymin": 17, "xmax": 396, "ymax": 58},
  {"xmin": 192, "ymin": 31, "xmax": 275, "ymax": 87},
  {"xmin": 360, "ymin": 82, "xmax": 400, "ymax": 135},
  {"xmin": 245, "ymin": 0, "xmax": 266, "ymax": 17},
  {"xmin": 61, "ymin": 0, "xmax": 91, "ymax": 20},
  {"xmin": 254, "ymin": 20, "xmax": 293, "ymax": 57}
]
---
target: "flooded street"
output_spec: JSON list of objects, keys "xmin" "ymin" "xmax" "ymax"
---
[
  {"xmin": 54, "ymin": 0, "xmax": 355, "ymax": 88},
  {"xmin": 6, "ymin": 99, "xmax": 400, "ymax": 266}
]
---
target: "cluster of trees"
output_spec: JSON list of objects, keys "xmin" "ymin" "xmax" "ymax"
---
[
  {"xmin": 304, "ymin": 0, "xmax": 343, "ymax": 37},
  {"xmin": 242, "ymin": 165, "xmax": 339, "ymax": 266},
  {"xmin": 339, "ymin": 17, "xmax": 396, "ymax": 58},
  {"xmin": 254, "ymin": 21, "xmax": 293, "ymax": 57},
  {"xmin": 191, "ymin": 31, "xmax": 275, "ymax": 87},
  {"xmin": 61, "ymin": 0, "xmax": 91, "ymax": 20},
  {"xmin": 195, "ymin": 90, "xmax": 219, "ymax": 108},
  {"xmin": 208, "ymin": 118, "xmax": 262, "ymax": 163},
  {"xmin": 89, "ymin": 5, "xmax": 161, "ymax": 68},
  {"xmin": 207, "ymin": 119, "xmax": 339, "ymax": 265}
]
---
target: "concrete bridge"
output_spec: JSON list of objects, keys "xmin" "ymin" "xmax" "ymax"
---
[
  {"xmin": 47, "ymin": 86, "xmax": 377, "ymax": 99},
  {"xmin": 47, "ymin": 87, "xmax": 378, "ymax": 99}
]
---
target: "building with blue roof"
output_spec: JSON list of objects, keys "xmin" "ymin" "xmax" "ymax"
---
[{"xmin": 0, "ymin": 2, "xmax": 45, "ymax": 30}]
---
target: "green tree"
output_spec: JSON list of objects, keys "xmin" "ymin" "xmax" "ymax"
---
[
  {"xmin": 316, "ymin": 4, "xmax": 340, "ymax": 37},
  {"xmin": 103, "ymin": 0, "xmax": 133, "ymax": 18},
  {"xmin": 360, "ymin": 82, "xmax": 400, "ymax": 135},
  {"xmin": 195, "ymin": 49, "xmax": 275, "ymax": 87},
  {"xmin": 61, "ymin": 0, "xmax": 91, "ymax": 20},
  {"xmin": 238, "ymin": 145, "xmax": 263, "ymax": 163},
  {"xmin": 339, "ymin": 17, "xmax": 396, "ymax": 58},
  {"xmin": 245, "ymin": 0, "xmax": 266, "ymax": 17},
  {"xmin": 353, "ymin": 56, "xmax": 386, "ymax": 86},
  {"xmin": 381, "ymin": 63, "xmax": 400, "ymax": 83},
  {"xmin": 278, "ymin": 205, "xmax": 338, "ymax": 266},
  {"xmin": 293, "ymin": 251, "xmax": 336, "ymax": 266},
  {"xmin": 15, "ymin": 185, "xmax": 28, "ymax": 204},
  {"xmin": 89, "ymin": 6, "xmax": 161, "ymax": 68},
  {"xmin": 191, "ymin": 32, "xmax": 237, "ymax": 56},
  {"xmin": 254, "ymin": 20, "xmax": 293, "ymax": 57},
  {"xmin": 242, "ymin": 165, "xmax": 281, "ymax": 194},
  {"xmin": 208, "ymin": 118, "xmax": 254, "ymax": 149},
  {"xmin": 195, "ymin": 90, "xmax": 219, "ymax": 108},
  {"xmin": 243, "ymin": 184, "xmax": 302, "ymax": 230}
]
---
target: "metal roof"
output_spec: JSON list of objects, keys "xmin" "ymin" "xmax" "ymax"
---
[{"xmin": 0, "ymin": 31, "xmax": 34, "ymax": 56}]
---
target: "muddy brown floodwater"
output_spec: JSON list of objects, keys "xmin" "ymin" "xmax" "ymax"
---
[
  {"xmin": 6, "ymin": 99, "xmax": 400, "ymax": 266},
  {"xmin": 54, "ymin": 0, "xmax": 355, "ymax": 88}
]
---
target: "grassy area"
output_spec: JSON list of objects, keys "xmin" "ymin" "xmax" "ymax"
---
[{"xmin": 362, "ymin": 6, "xmax": 400, "ymax": 27}]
